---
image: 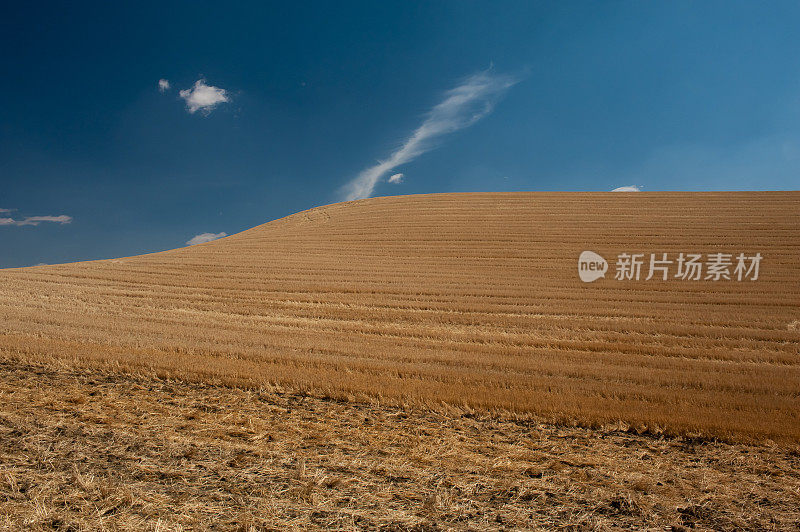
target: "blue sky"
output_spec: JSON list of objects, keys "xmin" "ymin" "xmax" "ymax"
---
[{"xmin": 2, "ymin": 1, "xmax": 799, "ymax": 267}]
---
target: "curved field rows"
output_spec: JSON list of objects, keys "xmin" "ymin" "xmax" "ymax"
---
[{"xmin": 1, "ymin": 192, "xmax": 798, "ymax": 442}]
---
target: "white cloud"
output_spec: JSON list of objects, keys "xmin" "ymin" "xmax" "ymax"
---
[
  {"xmin": 611, "ymin": 185, "xmax": 642, "ymax": 192},
  {"xmin": 342, "ymin": 70, "xmax": 519, "ymax": 201},
  {"xmin": 0, "ymin": 208, "xmax": 12, "ymax": 213},
  {"xmin": 0, "ymin": 214, "xmax": 72, "ymax": 226},
  {"xmin": 158, "ymin": 79, "xmax": 171, "ymax": 92},
  {"xmin": 179, "ymin": 80, "xmax": 230, "ymax": 114},
  {"xmin": 16, "ymin": 215, "xmax": 73, "ymax": 226},
  {"xmin": 388, "ymin": 173, "xmax": 404, "ymax": 184},
  {"xmin": 186, "ymin": 232, "xmax": 227, "ymax": 246}
]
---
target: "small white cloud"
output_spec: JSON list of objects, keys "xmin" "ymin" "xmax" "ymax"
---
[
  {"xmin": 33, "ymin": 263, "xmax": 48, "ymax": 267},
  {"xmin": 0, "ymin": 213, "xmax": 72, "ymax": 226},
  {"xmin": 0, "ymin": 208, "xmax": 12, "ymax": 213},
  {"xmin": 15, "ymin": 215, "xmax": 73, "ymax": 226},
  {"xmin": 611, "ymin": 185, "xmax": 642, "ymax": 192},
  {"xmin": 158, "ymin": 79, "xmax": 171, "ymax": 92},
  {"xmin": 388, "ymin": 173, "xmax": 404, "ymax": 184},
  {"xmin": 179, "ymin": 80, "xmax": 230, "ymax": 114},
  {"xmin": 186, "ymin": 232, "xmax": 227, "ymax": 246}
]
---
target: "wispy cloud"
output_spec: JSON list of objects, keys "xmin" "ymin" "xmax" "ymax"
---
[
  {"xmin": 611, "ymin": 185, "xmax": 642, "ymax": 192},
  {"xmin": 186, "ymin": 232, "xmax": 227, "ymax": 246},
  {"xmin": 388, "ymin": 173, "xmax": 404, "ymax": 184},
  {"xmin": 342, "ymin": 70, "xmax": 519, "ymax": 201},
  {"xmin": 179, "ymin": 80, "xmax": 230, "ymax": 114},
  {"xmin": 17, "ymin": 215, "xmax": 73, "ymax": 226},
  {"xmin": 158, "ymin": 79, "xmax": 171, "ymax": 92},
  {"xmin": 0, "ymin": 213, "xmax": 72, "ymax": 226}
]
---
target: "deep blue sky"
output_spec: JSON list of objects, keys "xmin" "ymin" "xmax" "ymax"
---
[{"xmin": 2, "ymin": 1, "xmax": 799, "ymax": 267}]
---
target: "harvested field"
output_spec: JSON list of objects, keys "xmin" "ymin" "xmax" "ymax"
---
[
  {"xmin": 0, "ymin": 192, "xmax": 799, "ymax": 442},
  {"xmin": 2, "ymin": 356, "xmax": 799, "ymax": 530}
]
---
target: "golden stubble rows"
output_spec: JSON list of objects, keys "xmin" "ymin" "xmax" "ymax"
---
[{"xmin": 1, "ymin": 192, "xmax": 798, "ymax": 442}]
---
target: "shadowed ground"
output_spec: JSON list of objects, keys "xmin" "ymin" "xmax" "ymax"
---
[{"xmin": 1, "ymin": 357, "xmax": 799, "ymax": 530}]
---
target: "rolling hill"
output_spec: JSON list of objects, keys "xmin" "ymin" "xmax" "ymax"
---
[{"xmin": 1, "ymin": 192, "xmax": 798, "ymax": 442}]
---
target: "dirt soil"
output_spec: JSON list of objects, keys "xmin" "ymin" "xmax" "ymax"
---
[{"xmin": 1, "ymin": 357, "xmax": 798, "ymax": 531}]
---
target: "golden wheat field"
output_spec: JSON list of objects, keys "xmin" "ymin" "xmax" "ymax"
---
[
  {"xmin": 1, "ymin": 191, "xmax": 799, "ymax": 443},
  {"xmin": 2, "ymin": 356, "xmax": 799, "ymax": 530}
]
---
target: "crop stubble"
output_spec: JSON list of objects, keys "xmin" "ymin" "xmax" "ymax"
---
[{"xmin": 0, "ymin": 192, "xmax": 798, "ymax": 442}]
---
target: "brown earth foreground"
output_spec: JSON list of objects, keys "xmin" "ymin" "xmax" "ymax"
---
[
  {"xmin": 0, "ymin": 192, "xmax": 799, "ymax": 442},
  {"xmin": 1, "ymin": 357, "xmax": 799, "ymax": 531}
]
